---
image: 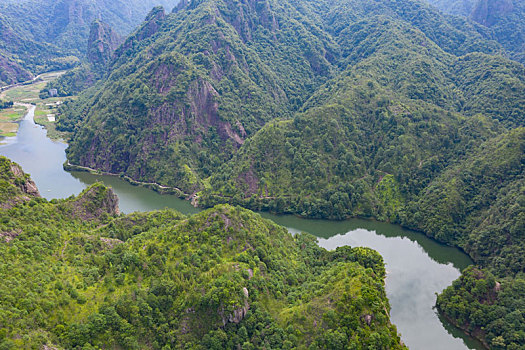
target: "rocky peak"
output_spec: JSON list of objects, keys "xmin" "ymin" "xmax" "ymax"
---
[
  {"xmin": 0, "ymin": 157, "xmax": 40, "ymax": 209},
  {"xmin": 137, "ymin": 6, "xmax": 167, "ymax": 40},
  {"xmin": 114, "ymin": 6, "xmax": 166, "ymax": 59},
  {"xmin": 68, "ymin": 184, "xmax": 120, "ymax": 220},
  {"xmin": 9, "ymin": 164, "xmax": 40, "ymax": 198},
  {"xmin": 87, "ymin": 19, "xmax": 122, "ymax": 68}
]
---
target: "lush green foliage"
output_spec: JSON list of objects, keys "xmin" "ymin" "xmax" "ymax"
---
[
  {"xmin": 0, "ymin": 164, "xmax": 404, "ymax": 349},
  {"xmin": 417, "ymin": 129, "xmax": 525, "ymax": 348},
  {"xmin": 63, "ymin": 0, "xmax": 339, "ymax": 191},
  {"xmin": 61, "ymin": 0, "xmax": 524, "ymax": 197},
  {"xmin": 403, "ymin": 128, "xmax": 525, "ymax": 275},
  {"xmin": 201, "ymin": 17, "xmax": 524, "ymax": 218},
  {"xmin": 426, "ymin": 0, "xmax": 525, "ymax": 63},
  {"xmin": 437, "ymin": 267, "xmax": 525, "ymax": 349}
]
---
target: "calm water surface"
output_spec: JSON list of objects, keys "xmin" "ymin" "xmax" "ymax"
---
[{"xmin": 0, "ymin": 107, "xmax": 485, "ymax": 350}]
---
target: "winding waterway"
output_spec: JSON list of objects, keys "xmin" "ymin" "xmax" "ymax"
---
[{"xmin": 0, "ymin": 106, "xmax": 485, "ymax": 350}]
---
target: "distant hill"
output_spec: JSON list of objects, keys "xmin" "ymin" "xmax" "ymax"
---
[
  {"xmin": 425, "ymin": 0, "xmax": 525, "ymax": 63},
  {"xmin": 0, "ymin": 0, "xmax": 179, "ymax": 86},
  {"xmin": 41, "ymin": 19, "xmax": 123, "ymax": 97}
]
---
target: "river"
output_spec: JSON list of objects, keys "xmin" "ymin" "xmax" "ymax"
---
[{"xmin": 0, "ymin": 106, "xmax": 485, "ymax": 350}]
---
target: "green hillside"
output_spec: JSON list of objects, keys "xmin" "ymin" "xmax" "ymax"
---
[
  {"xmin": 61, "ymin": 0, "xmax": 522, "ymax": 193},
  {"xmin": 202, "ymin": 18, "xmax": 524, "ymax": 217},
  {"xmin": 62, "ymin": 1, "xmax": 340, "ymax": 192},
  {"xmin": 0, "ymin": 157, "xmax": 403, "ymax": 349}
]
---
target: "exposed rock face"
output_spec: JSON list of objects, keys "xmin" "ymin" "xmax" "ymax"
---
[
  {"xmin": 363, "ymin": 314, "xmax": 373, "ymax": 326},
  {"xmin": 0, "ymin": 229, "xmax": 21, "ymax": 243},
  {"xmin": 0, "ymin": 159, "xmax": 40, "ymax": 209},
  {"xmin": 99, "ymin": 237, "xmax": 124, "ymax": 249},
  {"xmin": 186, "ymin": 79, "xmax": 245, "ymax": 145},
  {"xmin": 19, "ymin": 178, "xmax": 40, "ymax": 198},
  {"xmin": 9, "ymin": 164, "xmax": 40, "ymax": 198},
  {"xmin": 141, "ymin": 6, "xmax": 167, "ymax": 39},
  {"xmin": 69, "ymin": 184, "xmax": 120, "ymax": 220},
  {"xmin": 65, "ymin": 0, "xmax": 337, "ymax": 193},
  {"xmin": 220, "ymin": 287, "xmax": 250, "ymax": 325},
  {"xmin": 87, "ymin": 20, "xmax": 122, "ymax": 68}
]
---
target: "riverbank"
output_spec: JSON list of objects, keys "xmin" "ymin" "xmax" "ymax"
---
[
  {"xmin": 0, "ymin": 104, "xmax": 27, "ymax": 138},
  {"xmin": 438, "ymin": 311, "xmax": 489, "ymax": 349},
  {"xmin": 64, "ymin": 161, "xmax": 189, "ymax": 198},
  {"xmin": 0, "ymin": 71, "xmax": 70, "ymax": 142}
]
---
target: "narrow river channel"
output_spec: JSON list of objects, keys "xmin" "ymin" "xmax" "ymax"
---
[{"xmin": 0, "ymin": 106, "xmax": 485, "ymax": 350}]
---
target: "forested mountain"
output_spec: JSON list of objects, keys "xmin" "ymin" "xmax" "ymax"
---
[
  {"xmin": 0, "ymin": 0, "xmax": 179, "ymax": 86},
  {"xmin": 42, "ymin": 20, "xmax": 123, "ymax": 97},
  {"xmin": 405, "ymin": 128, "xmax": 524, "ymax": 274},
  {"xmin": 55, "ymin": 0, "xmax": 525, "ymax": 347},
  {"xmin": 0, "ymin": 156, "xmax": 404, "ymax": 349},
  {"xmin": 62, "ymin": 0, "xmax": 515, "ymax": 193},
  {"xmin": 425, "ymin": 0, "xmax": 525, "ymax": 63},
  {"xmin": 61, "ymin": 1, "xmax": 339, "ymax": 189},
  {"xmin": 0, "ymin": 9, "xmax": 75, "ymax": 86}
]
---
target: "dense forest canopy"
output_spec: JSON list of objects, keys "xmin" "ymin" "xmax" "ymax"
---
[
  {"xmin": 425, "ymin": 0, "xmax": 525, "ymax": 63},
  {"xmin": 62, "ymin": 0, "xmax": 521, "ymax": 192},
  {"xmin": 0, "ymin": 156, "xmax": 404, "ymax": 349}
]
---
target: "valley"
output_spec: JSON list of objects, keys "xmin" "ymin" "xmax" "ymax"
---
[
  {"xmin": 0, "ymin": 96, "xmax": 483, "ymax": 349},
  {"xmin": 0, "ymin": 0, "xmax": 523, "ymax": 348}
]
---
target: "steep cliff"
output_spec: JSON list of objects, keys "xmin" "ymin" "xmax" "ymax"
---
[
  {"xmin": 87, "ymin": 20, "xmax": 122, "ymax": 69},
  {"xmin": 0, "ymin": 156, "xmax": 40, "ymax": 209},
  {"xmin": 63, "ymin": 0, "xmax": 338, "ymax": 192}
]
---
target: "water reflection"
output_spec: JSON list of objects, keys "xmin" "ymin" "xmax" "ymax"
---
[
  {"xmin": 0, "ymin": 106, "xmax": 87, "ymax": 199},
  {"xmin": 260, "ymin": 213, "xmax": 484, "ymax": 350},
  {"xmin": 71, "ymin": 171, "xmax": 200, "ymax": 215},
  {"xmin": 260, "ymin": 213, "xmax": 473, "ymax": 271}
]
